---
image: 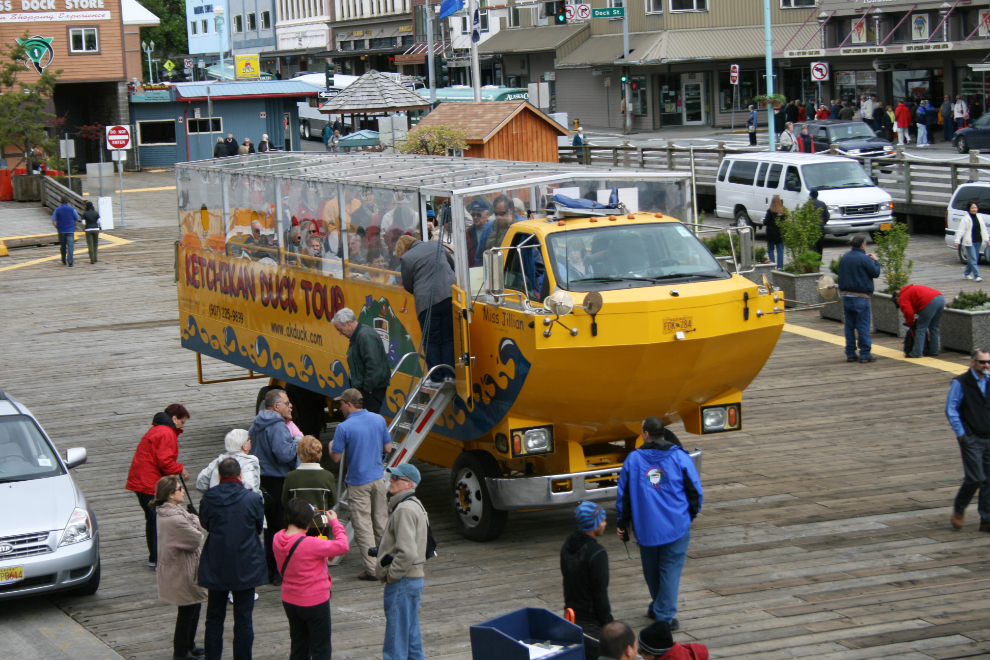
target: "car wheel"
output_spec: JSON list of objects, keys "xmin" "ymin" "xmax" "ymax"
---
[
  {"xmin": 303, "ymin": 123, "xmax": 312, "ymax": 141},
  {"xmin": 72, "ymin": 558, "xmax": 100, "ymax": 596},
  {"xmin": 957, "ymin": 135, "xmax": 968, "ymax": 155},
  {"xmin": 734, "ymin": 209, "xmax": 751, "ymax": 228},
  {"xmin": 959, "ymin": 244, "xmax": 969, "ymax": 265},
  {"xmin": 451, "ymin": 450, "xmax": 507, "ymax": 542}
]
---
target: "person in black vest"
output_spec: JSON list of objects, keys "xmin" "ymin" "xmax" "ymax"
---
[{"xmin": 946, "ymin": 348, "xmax": 990, "ymax": 533}]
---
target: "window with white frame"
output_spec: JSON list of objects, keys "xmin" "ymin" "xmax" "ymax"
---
[
  {"xmin": 509, "ymin": 5, "xmax": 522, "ymax": 26},
  {"xmin": 261, "ymin": 10, "xmax": 271, "ymax": 27},
  {"xmin": 187, "ymin": 118, "xmax": 222, "ymax": 133},
  {"xmin": 670, "ymin": 0, "xmax": 705, "ymax": 10},
  {"xmin": 781, "ymin": 0, "xmax": 815, "ymax": 6},
  {"xmin": 137, "ymin": 120, "xmax": 177, "ymax": 146},
  {"xmin": 645, "ymin": 0, "xmax": 662, "ymax": 13},
  {"xmin": 190, "ymin": 20, "xmax": 198, "ymax": 35},
  {"xmin": 69, "ymin": 27, "xmax": 98, "ymax": 52},
  {"xmin": 247, "ymin": 12, "xmax": 256, "ymax": 30},
  {"xmin": 201, "ymin": 19, "xmax": 209, "ymax": 34},
  {"xmin": 233, "ymin": 14, "xmax": 243, "ymax": 32},
  {"xmin": 480, "ymin": 9, "xmax": 489, "ymax": 31}
]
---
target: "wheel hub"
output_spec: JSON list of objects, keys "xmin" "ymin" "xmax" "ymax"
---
[{"xmin": 453, "ymin": 468, "xmax": 483, "ymax": 527}]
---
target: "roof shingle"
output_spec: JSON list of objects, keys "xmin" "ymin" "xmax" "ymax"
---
[
  {"xmin": 412, "ymin": 101, "xmax": 566, "ymax": 142},
  {"xmin": 320, "ymin": 70, "xmax": 431, "ymax": 114}
]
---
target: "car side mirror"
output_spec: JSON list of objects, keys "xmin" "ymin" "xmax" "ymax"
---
[
  {"xmin": 483, "ymin": 249, "xmax": 504, "ymax": 299},
  {"xmin": 736, "ymin": 227, "xmax": 754, "ymax": 272},
  {"xmin": 65, "ymin": 447, "xmax": 87, "ymax": 469},
  {"xmin": 871, "ymin": 176, "xmax": 879, "ymax": 186}
]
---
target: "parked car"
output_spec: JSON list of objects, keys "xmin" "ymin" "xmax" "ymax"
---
[
  {"xmin": 715, "ymin": 152, "xmax": 894, "ymax": 236},
  {"xmin": 793, "ymin": 120, "xmax": 895, "ymax": 157},
  {"xmin": 953, "ymin": 113, "xmax": 990, "ymax": 154},
  {"xmin": 943, "ymin": 181, "xmax": 990, "ymax": 264},
  {"xmin": 0, "ymin": 388, "xmax": 99, "ymax": 600}
]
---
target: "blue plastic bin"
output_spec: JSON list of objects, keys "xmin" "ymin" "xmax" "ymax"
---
[{"xmin": 469, "ymin": 607, "xmax": 584, "ymax": 660}]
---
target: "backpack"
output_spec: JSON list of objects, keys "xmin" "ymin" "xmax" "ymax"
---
[
  {"xmin": 404, "ymin": 497, "xmax": 438, "ymax": 560},
  {"xmin": 903, "ymin": 325, "xmax": 932, "ymax": 357}
]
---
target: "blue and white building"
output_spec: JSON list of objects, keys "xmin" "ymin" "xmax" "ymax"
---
[{"xmin": 185, "ymin": 0, "xmax": 231, "ymax": 66}]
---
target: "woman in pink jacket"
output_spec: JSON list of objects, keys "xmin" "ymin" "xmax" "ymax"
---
[{"xmin": 273, "ymin": 498, "xmax": 350, "ymax": 660}]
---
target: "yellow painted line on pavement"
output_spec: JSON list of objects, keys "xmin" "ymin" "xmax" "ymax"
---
[
  {"xmin": 82, "ymin": 186, "xmax": 176, "ymax": 195},
  {"xmin": 0, "ymin": 233, "xmax": 133, "ymax": 274},
  {"xmin": 783, "ymin": 323, "xmax": 966, "ymax": 375}
]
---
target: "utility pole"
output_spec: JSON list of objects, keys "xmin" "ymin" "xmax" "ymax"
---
[
  {"xmin": 215, "ymin": 6, "xmax": 226, "ymax": 79},
  {"xmin": 763, "ymin": 0, "xmax": 775, "ymax": 151},
  {"xmin": 426, "ymin": 0, "xmax": 436, "ymax": 103},
  {"xmin": 469, "ymin": 0, "xmax": 481, "ymax": 102},
  {"xmin": 622, "ymin": 0, "xmax": 631, "ymax": 135}
]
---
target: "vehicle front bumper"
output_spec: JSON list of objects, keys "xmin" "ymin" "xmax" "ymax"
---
[
  {"xmin": 486, "ymin": 450, "xmax": 702, "ymax": 511},
  {"xmin": 824, "ymin": 214, "xmax": 894, "ymax": 235},
  {"xmin": 0, "ymin": 532, "xmax": 99, "ymax": 600}
]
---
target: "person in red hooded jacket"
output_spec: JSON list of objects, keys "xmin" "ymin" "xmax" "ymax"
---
[
  {"xmin": 126, "ymin": 404, "xmax": 190, "ymax": 568},
  {"xmin": 637, "ymin": 620, "xmax": 708, "ymax": 660},
  {"xmin": 893, "ymin": 284, "xmax": 944, "ymax": 358},
  {"xmin": 894, "ymin": 99, "xmax": 913, "ymax": 146}
]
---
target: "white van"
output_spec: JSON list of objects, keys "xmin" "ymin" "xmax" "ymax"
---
[
  {"xmin": 714, "ymin": 153, "xmax": 894, "ymax": 236},
  {"xmin": 944, "ymin": 181, "xmax": 990, "ymax": 264},
  {"xmin": 294, "ymin": 73, "xmax": 359, "ymax": 141}
]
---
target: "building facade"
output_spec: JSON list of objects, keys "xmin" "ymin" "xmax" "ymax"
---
[
  {"xmin": 186, "ymin": 0, "xmax": 231, "ymax": 64},
  {"xmin": 273, "ymin": 0, "xmax": 332, "ymax": 76},
  {"xmin": 329, "ymin": 0, "xmax": 414, "ymax": 75},
  {"xmin": 231, "ymin": 0, "xmax": 278, "ymax": 55}
]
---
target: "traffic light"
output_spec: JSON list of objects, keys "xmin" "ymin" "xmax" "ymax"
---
[
  {"xmin": 620, "ymin": 67, "xmax": 629, "ymax": 83},
  {"xmin": 437, "ymin": 56, "xmax": 449, "ymax": 87},
  {"xmin": 325, "ymin": 59, "xmax": 332, "ymax": 90},
  {"xmin": 556, "ymin": 2, "xmax": 567, "ymax": 23}
]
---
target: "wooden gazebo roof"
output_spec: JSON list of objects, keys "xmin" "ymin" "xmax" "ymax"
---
[{"xmin": 319, "ymin": 70, "xmax": 431, "ymax": 115}]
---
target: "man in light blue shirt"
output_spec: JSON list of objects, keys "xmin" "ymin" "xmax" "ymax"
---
[
  {"xmin": 331, "ymin": 388, "xmax": 392, "ymax": 580},
  {"xmin": 51, "ymin": 197, "xmax": 79, "ymax": 267},
  {"xmin": 945, "ymin": 348, "xmax": 990, "ymax": 532}
]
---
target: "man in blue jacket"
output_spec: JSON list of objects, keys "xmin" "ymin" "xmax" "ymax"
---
[
  {"xmin": 837, "ymin": 234, "xmax": 882, "ymax": 363},
  {"xmin": 248, "ymin": 388, "xmax": 298, "ymax": 584},
  {"xmin": 51, "ymin": 197, "xmax": 79, "ymax": 267},
  {"xmin": 616, "ymin": 417, "xmax": 702, "ymax": 632},
  {"xmin": 198, "ymin": 458, "xmax": 267, "ymax": 660}
]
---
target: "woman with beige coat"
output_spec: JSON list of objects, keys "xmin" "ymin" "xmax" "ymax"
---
[{"xmin": 155, "ymin": 474, "xmax": 208, "ymax": 660}]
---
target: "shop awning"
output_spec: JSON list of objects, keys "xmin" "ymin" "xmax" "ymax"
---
[
  {"xmin": 621, "ymin": 23, "xmax": 821, "ymax": 65},
  {"xmin": 557, "ymin": 32, "xmax": 664, "ymax": 69},
  {"xmin": 478, "ymin": 23, "xmax": 589, "ymax": 55},
  {"xmin": 265, "ymin": 47, "xmax": 327, "ymax": 59}
]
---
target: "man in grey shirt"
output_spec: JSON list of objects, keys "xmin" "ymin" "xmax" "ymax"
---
[{"xmin": 396, "ymin": 236, "xmax": 456, "ymax": 384}]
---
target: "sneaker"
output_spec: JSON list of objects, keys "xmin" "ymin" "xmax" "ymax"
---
[
  {"xmin": 977, "ymin": 277, "xmax": 984, "ymax": 282},
  {"xmin": 669, "ymin": 618, "xmax": 680, "ymax": 632},
  {"xmin": 860, "ymin": 355, "xmax": 877, "ymax": 363},
  {"xmin": 148, "ymin": 562, "xmax": 156, "ymax": 569},
  {"xmin": 966, "ymin": 274, "xmax": 975, "ymax": 280}
]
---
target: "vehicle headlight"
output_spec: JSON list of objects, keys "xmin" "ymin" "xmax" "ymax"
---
[
  {"xmin": 510, "ymin": 425, "xmax": 554, "ymax": 456},
  {"xmin": 848, "ymin": 148, "xmax": 861, "ymax": 155},
  {"xmin": 700, "ymin": 404, "xmax": 741, "ymax": 434},
  {"xmin": 702, "ymin": 408, "xmax": 725, "ymax": 430},
  {"xmin": 828, "ymin": 205, "xmax": 841, "ymax": 214},
  {"xmin": 884, "ymin": 145, "xmax": 894, "ymax": 151},
  {"xmin": 58, "ymin": 508, "xmax": 93, "ymax": 547}
]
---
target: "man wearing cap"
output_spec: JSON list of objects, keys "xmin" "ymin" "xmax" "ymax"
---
[
  {"xmin": 616, "ymin": 417, "xmax": 702, "ymax": 632},
  {"xmin": 377, "ymin": 463, "xmax": 429, "ymax": 660},
  {"xmin": 330, "ymin": 388, "xmax": 392, "ymax": 581},
  {"xmin": 561, "ymin": 501, "xmax": 613, "ymax": 660},
  {"xmin": 332, "ymin": 307, "xmax": 391, "ymax": 414},
  {"xmin": 466, "ymin": 200, "xmax": 490, "ymax": 267},
  {"xmin": 637, "ymin": 621, "xmax": 709, "ymax": 660}
]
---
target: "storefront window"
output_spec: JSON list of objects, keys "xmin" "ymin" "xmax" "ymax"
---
[
  {"xmin": 656, "ymin": 73, "xmax": 681, "ymax": 126},
  {"xmin": 957, "ymin": 69, "xmax": 988, "ymax": 120},
  {"xmin": 783, "ymin": 67, "xmax": 817, "ymax": 105},
  {"xmin": 835, "ymin": 70, "xmax": 876, "ymax": 103},
  {"xmin": 893, "ymin": 69, "xmax": 939, "ymax": 101},
  {"xmin": 718, "ymin": 69, "xmax": 764, "ymax": 112},
  {"xmin": 630, "ymin": 76, "xmax": 647, "ymax": 116}
]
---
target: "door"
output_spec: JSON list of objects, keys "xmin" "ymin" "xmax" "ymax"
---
[
  {"xmin": 450, "ymin": 284, "xmax": 473, "ymax": 410},
  {"xmin": 779, "ymin": 164, "xmax": 805, "ymax": 211},
  {"xmin": 815, "ymin": 126, "xmax": 830, "ymax": 152},
  {"xmin": 283, "ymin": 112, "xmax": 292, "ymax": 151},
  {"xmin": 682, "ymin": 81, "xmax": 705, "ymax": 125}
]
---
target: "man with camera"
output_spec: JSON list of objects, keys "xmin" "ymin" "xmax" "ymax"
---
[{"xmin": 374, "ymin": 463, "xmax": 429, "ymax": 660}]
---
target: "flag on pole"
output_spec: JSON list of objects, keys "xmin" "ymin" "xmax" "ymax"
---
[
  {"xmin": 438, "ymin": 0, "xmax": 463, "ymax": 19},
  {"xmin": 472, "ymin": 8, "xmax": 481, "ymax": 43}
]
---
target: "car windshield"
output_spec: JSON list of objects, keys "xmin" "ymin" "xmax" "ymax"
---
[
  {"xmin": 829, "ymin": 124, "xmax": 877, "ymax": 141},
  {"xmin": 802, "ymin": 161, "xmax": 874, "ymax": 190},
  {"xmin": 0, "ymin": 415, "xmax": 64, "ymax": 483},
  {"xmin": 546, "ymin": 222, "xmax": 729, "ymax": 292}
]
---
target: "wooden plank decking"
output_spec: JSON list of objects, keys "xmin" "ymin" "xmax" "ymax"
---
[{"xmin": 1, "ymin": 174, "xmax": 987, "ymax": 659}]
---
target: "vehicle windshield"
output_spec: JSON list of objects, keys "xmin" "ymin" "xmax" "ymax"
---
[
  {"xmin": 0, "ymin": 415, "xmax": 64, "ymax": 483},
  {"xmin": 829, "ymin": 124, "xmax": 877, "ymax": 141},
  {"xmin": 546, "ymin": 223, "xmax": 729, "ymax": 292},
  {"xmin": 801, "ymin": 161, "xmax": 874, "ymax": 190}
]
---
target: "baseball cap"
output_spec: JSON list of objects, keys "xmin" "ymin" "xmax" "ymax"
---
[
  {"xmin": 386, "ymin": 463, "xmax": 421, "ymax": 485},
  {"xmin": 468, "ymin": 199, "xmax": 490, "ymax": 213},
  {"xmin": 334, "ymin": 388, "xmax": 363, "ymax": 405}
]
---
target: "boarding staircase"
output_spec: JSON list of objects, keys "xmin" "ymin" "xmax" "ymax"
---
[{"xmin": 329, "ymin": 354, "xmax": 455, "ymax": 565}]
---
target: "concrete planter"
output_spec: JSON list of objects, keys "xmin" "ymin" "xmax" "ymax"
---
[
  {"xmin": 820, "ymin": 299, "xmax": 844, "ymax": 322},
  {"xmin": 941, "ymin": 307, "xmax": 990, "ymax": 353},
  {"xmin": 872, "ymin": 292, "xmax": 907, "ymax": 338},
  {"xmin": 12, "ymin": 174, "xmax": 42, "ymax": 201},
  {"xmin": 772, "ymin": 270, "xmax": 822, "ymax": 308}
]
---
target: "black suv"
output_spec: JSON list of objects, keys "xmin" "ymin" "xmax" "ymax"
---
[{"xmin": 792, "ymin": 120, "xmax": 895, "ymax": 158}]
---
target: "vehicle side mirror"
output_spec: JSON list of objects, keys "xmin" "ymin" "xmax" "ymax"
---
[
  {"xmin": 875, "ymin": 130, "xmax": 884, "ymax": 138},
  {"xmin": 871, "ymin": 175, "xmax": 879, "ymax": 186},
  {"xmin": 736, "ymin": 227, "xmax": 754, "ymax": 272},
  {"xmin": 483, "ymin": 249, "xmax": 504, "ymax": 298},
  {"xmin": 65, "ymin": 447, "xmax": 87, "ymax": 469}
]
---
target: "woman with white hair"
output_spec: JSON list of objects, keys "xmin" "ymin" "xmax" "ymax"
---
[
  {"xmin": 258, "ymin": 134, "xmax": 274, "ymax": 152},
  {"xmin": 195, "ymin": 429, "xmax": 262, "ymax": 494}
]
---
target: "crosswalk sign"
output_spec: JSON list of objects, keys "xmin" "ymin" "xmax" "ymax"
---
[{"xmin": 163, "ymin": 60, "xmax": 175, "ymax": 71}]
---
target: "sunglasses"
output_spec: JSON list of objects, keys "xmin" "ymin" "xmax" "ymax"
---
[
  {"xmin": 389, "ymin": 474, "xmax": 411, "ymax": 483},
  {"xmin": 977, "ymin": 360, "xmax": 990, "ymax": 365}
]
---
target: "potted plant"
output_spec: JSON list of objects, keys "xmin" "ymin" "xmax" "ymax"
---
[
  {"xmin": 753, "ymin": 94, "xmax": 787, "ymax": 110},
  {"xmin": 871, "ymin": 223, "xmax": 913, "ymax": 338},
  {"xmin": 942, "ymin": 290, "xmax": 990, "ymax": 353},
  {"xmin": 773, "ymin": 200, "xmax": 823, "ymax": 307}
]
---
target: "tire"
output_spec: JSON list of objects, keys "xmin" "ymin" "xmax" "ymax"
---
[
  {"xmin": 957, "ymin": 135, "xmax": 968, "ymax": 155},
  {"xmin": 304, "ymin": 123, "xmax": 312, "ymax": 141},
  {"xmin": 72, "ymin": 558, "xmax": 100, "ymax": 596},
  {"xmin": 256, "ymin": 385, "xmax": 275, "ymax": 415},
  {"xmin": 450, "ymin": 450, "xmax": 507, "ymax": 542},
  {"xmin": 734, "ymin": 208, "xmax": 752, "ymax": 228},
  {"xmin": 959, "ymin": 244, "xmax": 968, "ymax": 265}
]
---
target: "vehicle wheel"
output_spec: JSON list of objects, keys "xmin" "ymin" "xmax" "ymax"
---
[
  {"xmin": 957, "ymin": 136, "xmax": 968, "ymax": 155},
  {"xmin": 256, "ymin": 385, "xmax": 275, "ymax": 415},
  {"xmin": 451, "ymin": 450, "xmax": 507, "ymax": 542},
  {"xmin": 304, "ymin": 123, "xmax": 312, "ymax": 140},
  {"xmin": 734, "ymin": 209, "xmax": 752, "ymax": 228},
  {"xmin": 959, "ymin": 244, "xmax": 969, "ymax": 265},
  {"xmin": 72, "ymin": 558, "xmax": 100, "ymax": 596}
]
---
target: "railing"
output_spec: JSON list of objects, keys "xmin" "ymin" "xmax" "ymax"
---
[
  {"xmin": 559, "ymin": 143, "xmax": 990, "ymax": 217},
  {"xmin": 39, "ymin": 175, "xmax": 86, "ymax": 214}
]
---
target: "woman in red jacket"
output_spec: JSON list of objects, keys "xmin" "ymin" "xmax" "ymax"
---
[
  {"xmin": 126, "ymin": 404, "xmax": 190, "ymax": 568},
  {"xmin": 894, "ymin": 99, "xmax": 913, "ymax": 146},
  {"xmin": 815, "ymin": 104, "xmax": 830, "ymax": 120},
  {"xmin": 795, "ymin": 125, "xmax": 815, "ymax": 153}
]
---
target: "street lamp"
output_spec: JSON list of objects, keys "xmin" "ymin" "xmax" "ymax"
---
[
  {"xmin": 214, "ymin": 6, "xmax": 225, "ymax": 80},
  {"xmin": 142, "ymin": 40, "xmax": 154, "ymax": 83}
]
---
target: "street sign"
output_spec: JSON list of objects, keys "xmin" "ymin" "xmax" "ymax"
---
[
  {"xmin": 318, "ymin": 90, "xmax": 339, "ymax": 99},
  {"xmin": 604, "ymin": 77, "xmax": 610, "ymax": 87},
  {"xmin": 564, "ymin": 4, "xmax": 575, "ymax": 19},
  {"xmin": 111, "ymin": 150, "xmax": 127, "ymax": 162},
  {"xmin": 59, "ymin": 139, "xmax": 75, "ymax": 159},
  {"xmin": 163, "ymin": 60, "xmax": 175, "ymax": 71},
  {"xmin": 194, "ymin": 108, "xmax": 201, "ymax": 118},
  {"xmin": 592, "ymin": 7, "xmax": 623, "ymax": 17},
  {"xmin": 260, "ymin": 111, "xmax": 267, "ymax": 118},
  {"xmin": 105, "ymin": 125, "xmax": 132, "ymax": 150},
  {"xmin": 184, "ymin": 58, "xmax": 193, "ymax": 68},
  {"xmin": 729, "ymin": 63, "xmax": 740, "ymax": 85},
  {"xmin": 576, "ymin": 3, "xmax": 591, "ymax": 19},
  {"xmin": 810, "ymin": 61, "xmax": 830, "ymax": 82}
]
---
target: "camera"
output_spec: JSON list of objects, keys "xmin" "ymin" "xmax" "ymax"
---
[
  {"xmin": 367, "ymin": 546, "xmax": 377, "ymax": 557},
  {"xmin": 367, "ymin": 546, "xmax": 393, "ymax": 566}
]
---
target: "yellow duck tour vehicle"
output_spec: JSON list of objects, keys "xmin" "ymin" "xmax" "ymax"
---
[{"xmin": 175, "ymin": 153, "xmax": 789, "ymax": 542}]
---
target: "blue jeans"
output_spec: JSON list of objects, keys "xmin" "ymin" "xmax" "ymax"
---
[
  {"xmin": 955, "ymin": 434, "xmax": 990, "ymax": 524},
  {"xmin": 205, "ymin": 588, "xmax": 255, "ymax": 660},
  {"xmin": 640, "ymin": 529, "xmax": 690, "ymax": 623},
  {"xmin": 917, "ymin": 123, "xmax": 928, "ymax": 145},
  {"xmin": 383, "ymin": 577, "xmax": 424, "ymax": 660},
  {"xmin": 965, "ymin": 244, "xmax": 981, "ymax": 279},
  {"xmin": 945, "ymin": 117, "xmax": 956, "ymax": 141},
  {"xmin": 59, "ymin": 231, "xmax": 75, "ymax": 265},
  {"xmin": 417, "ymin": 298, "xmax": 455, "ymax": 378},
  {"xmin": 767, "ymin": 242, "xmax": 784, "ymax": 269},
  {"xmin": 909, "ymin": 294, "xmax": 944, "ymax": 358},
  {"xmin": 843, "ymin": 296, "xmax": 872, "ymax": 358}
]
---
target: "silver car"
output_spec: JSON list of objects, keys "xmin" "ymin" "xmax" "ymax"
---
[{"xmin": 0, "ymin": 388, "xmax": 100, "ymax": 599}]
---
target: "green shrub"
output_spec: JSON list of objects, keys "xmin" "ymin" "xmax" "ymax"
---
[
  {"xmin": 948, "ymin": 290, "xmax": 990, "ymax": 310},
  {"xmin": 779, "ymin": 200, "xmax": 823, "ymax": 266},
  {"xmin": 754, "ymin": 246, "xmax": 768, "ymax": 263},
  {"xmin": 782, "ymin": 250, "xmax": 823, "ymax": 275},
  {"xmin": 830, "ymin": 256, "xmax": 841, "ymax": 275},
  {"xmin": 701, "ymin": 232, "xmax": 732, "ymax": 257},
  {"xmin": 873, "ymin": 222, "xmax": 913, "ymax": 294}
]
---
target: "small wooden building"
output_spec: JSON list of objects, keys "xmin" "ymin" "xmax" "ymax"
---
[{"xmin": 414, "ymin": 101, "xmax": 567, "ymax": 163}]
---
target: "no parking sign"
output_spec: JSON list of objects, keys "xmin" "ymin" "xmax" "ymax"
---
[{"xmin": 811, "ymin": 61, "xmax": 830, "ymax": 82}]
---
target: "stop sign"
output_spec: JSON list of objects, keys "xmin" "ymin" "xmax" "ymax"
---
[
  {"xmin": 729, "ymin": 64, "xmax": 740, "ymax": 85},
  {"xmin": 106, "ymin": 125, "xmax": 132, "ymax": 150}
]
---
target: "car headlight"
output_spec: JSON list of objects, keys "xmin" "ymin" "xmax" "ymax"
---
[
  {"xmin": 511, "ymin": 425, "xmax": 554, "ymax": 457},
  {"xmin": 848, "ymin": 148, "xmax": 861, "ymax": 155},
  {"xmin": 58, "ymin": 508, "xmax": 93, "ymax": 547},
  {"xmin": 828, "ymin": 205, "xmax": 841, "ymax": 215},
  {"xmin": 884, "ymin": 145, "xmax": 894, "ymax": 151}
]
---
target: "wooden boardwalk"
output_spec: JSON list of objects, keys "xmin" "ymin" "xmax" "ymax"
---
[{"xmin": 1, "ymin": 176, "xmax": 988, "ymax": 659}]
